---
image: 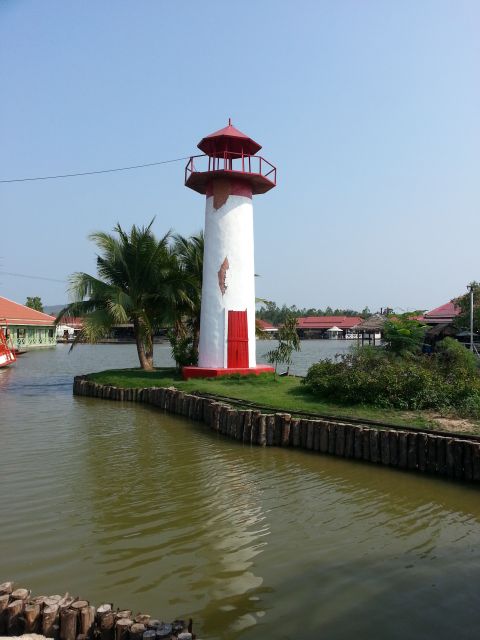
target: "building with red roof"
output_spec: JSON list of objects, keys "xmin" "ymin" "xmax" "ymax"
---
[
  {"xmin": 255, "ymin": 319, "xmax": 278, "ymax": 336},
  {"xmin": 0, "ymin": 296, "xmax": 56, "ymax": 350},
  {"xmin": 296, "ymin": 316, "xmax": 362, "ymax": 339},
  {"xmin": 421, "ymin": 302, "xmax": 460, "ymax": 325}
]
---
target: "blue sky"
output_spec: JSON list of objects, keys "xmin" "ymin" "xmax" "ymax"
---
[{"xmin": 1, "ymin": 0, "xmax": 479, "ymax": 312}]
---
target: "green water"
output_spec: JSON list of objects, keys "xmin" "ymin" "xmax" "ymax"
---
[{"xmin": 1, "ymin": 345, "xmax": 480, "ymax": 639}]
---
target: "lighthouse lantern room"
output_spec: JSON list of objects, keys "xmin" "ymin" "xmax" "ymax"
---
[{"xmin": 183, "ymin": 121, "xmax": 276, "ymax": 379}]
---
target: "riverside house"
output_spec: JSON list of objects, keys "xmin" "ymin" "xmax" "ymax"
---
[{"xmin": 0, "ymin": 296, "xmax": 56, "ymax": 350}]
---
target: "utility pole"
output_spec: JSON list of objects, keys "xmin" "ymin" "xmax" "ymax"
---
[{"xmin": 467, "ymin": 283, "xmax": 474, "ymax": 352}]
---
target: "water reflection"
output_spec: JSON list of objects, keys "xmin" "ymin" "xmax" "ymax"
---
[{"xmin": 1, "ymin": 346, "xmax": 480, "ymax": 639}]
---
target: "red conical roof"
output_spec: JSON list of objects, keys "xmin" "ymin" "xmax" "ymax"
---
[{"xmin": 197, "ymin": 120, "xmax": 262, "ymax": 156}]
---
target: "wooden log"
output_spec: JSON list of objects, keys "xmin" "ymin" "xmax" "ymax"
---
[
  {"xmin": 7, "ymin": 599, "xmax": 25, "ymax": 635},
  {"xmin": 446, "ymin": 438, "xmax": 456, "ymax": 477},
  {"xmin": 0, "ymin": 582, "xmax": 13, "ymax": 596},
  {"xmin": 266, "ymin": 415, "xmax": 275, "ymax": 446},
  {"xmin": 316, "ymin": 423, "xmax": 327, "ymax": 453},
  {"xmin": 453, "ymin": 440, "xmax": 465, "ymax": 480},
  {"xmin": 133, "ymin": 615, "xmax": 150, "ymax": 625},
  {"xmin": 291, "ymin": 418, "xmax": 301, "ymax": 447},
  {"xmin": 157, "ymin": 388, "xmax": 165, "ymax": 408},
  {"xmin": 96, "ymin": 604, "xmax": 115, "ymax": 640},
  {"xmin": 60, "ymin": 606, "xmax": 78, "ymax": 640},
  {"xmin": 59, "ymin": 594, "xmax": 75, "ymax": 609},
  {"xmin": 306, "ymin": 421, "xmax": 314, "ymax": 450},
  {"xmin": 380, "ymin": 430, "xmax": 390, "ymax": 465},
  {"xmin": 188, "ymin": 395, "xmax": 196, "ymax": 419},
  {"xmin": 281, "ymin": 413, "xmax": 291, "ymax": 446},
  {"xmin": 182, "ymin": 395, "xmax": 191, "ymax": 417},
  {"xmin": 312, "ymin": 422, "xmax": 321, "ymax": 451},
  {"xmin": 436, "ymin": 437, "xmax": 447, "ymax": 476},
  {"xmin": 248, "ymin": 411, "xmax": 259, "ymax": 444},
  {"xmin": 327, "ymin": 423, "xmax": 337, "ymax": 455},
  {"xmin": 426, "ymin": 435, "xmax": 438, "ymax": 474},
  {"xmin": 235, "ymin": 411, "xmax": 245, "ymax": 440},
  {"xmin": 146, "ymin": 619, "xmax": 161, "ymax": 630},
  {"xmin": 195, "ymin": 397, "xmax": 205, "ymax": 421},
  {"xmin": 12, "ymin": 587, "xmax": 31, "ymax": 601},
  {"xmin": 473, "ymin": 443, "xmax": 480, "ymax": 482},
  {"xmin": 24, "ymin": 603, "xmax": 41, "ymax": 633},
  {"xmin": 354, "ymin": 427, "xmax": 363, "ymax": 459},
  {"xmin": 130, "ymin": 622, "xmax": 146, "ymax": 640},
  {"xmin": 227, "ymin": 410, "xmax": 237, "ymax": 438},
  {"xmin": 344, "ymin": 426, "xmax": 354, "ymax": 458},
  {"xmin": 257, "ymin": 413, "xmax": 267, "ymax": 447},
  {"xmin": 71, "ymin": 601, "xmax": 89, "ymax": 614},
  {"xmin": 115, "ymin": 617, "xmax": 133, "ymax": 640},
  {"xmin": 362, "ymin": 428, "xmax": 372, "ymax": 461},
  {"xmin": 242, "ymin": 410, "xmax": 253, "ymax": 443},
  {"xmin": 80, "ymin": 605, "xmax": 96, "ymax": 637},
  {"xmin": 388, "ymin": 431, "xmax": 398, "ymax": 466},
  {"xmin": 43, "ymin": 604, "xmax": 60, "ymax": 637},
  {"xmin": 464, "ymin": 442, "xmax": 474, "ymax": 482},
  {"xmin": 0, "ymin": 594, "xmax": 10, "ymax": 634},
  {"xmin": 398, "ymin": 432, "xmax": 408, "ymax": 469},
  {"xmin": 153, "ymin": 623, "xmax": 172, "ymax": 638},
  {"xmin": 221, "ymin": 406, "xmax": 229, "ymax": 434},
  {"xmin": 407, "ymin": 433, "xmax": 418, "ymax": 470},
  {"xmin": 369, "ymin": 429, "xmax": 379, "ymax": 463},
  {"xmin": 417, "ymin": 433, "xmax": 428, "ymax": 472},
  {"xmin": 272, "ymin": 413, "xmax": 282, "ymax": 446},
  {"xmin": 335, "ymin": 425, "xmax": 346, "ymax": 457},
  {"xmin": 211, "ymin": 404, "xmax": 220, "ymax": 432},
  {"xmin": 115, "ymin": 610, "xmax": 133, "ymax": 621},
  {"xmin": 295, "ymin": 419, "xmax": 304, "ymax": 448}
]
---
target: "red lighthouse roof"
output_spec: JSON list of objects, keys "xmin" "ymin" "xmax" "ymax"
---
[{"xmin": 197, "ymin": 120, "xmax": 262, "ymax": 156}]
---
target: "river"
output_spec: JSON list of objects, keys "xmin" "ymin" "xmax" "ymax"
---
[{"xmin": 1, "ymin": 343, "xmax": 480, "ymax": 639}]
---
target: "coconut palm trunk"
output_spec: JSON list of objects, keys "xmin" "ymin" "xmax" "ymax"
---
[{"xmin": 133, "ymin": 317, "xmax": 154, "ymax": 370}]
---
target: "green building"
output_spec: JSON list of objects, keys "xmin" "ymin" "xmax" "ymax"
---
[{"xmin": 0, "ymin": 296, "xmax": 56, "ymax": 350}]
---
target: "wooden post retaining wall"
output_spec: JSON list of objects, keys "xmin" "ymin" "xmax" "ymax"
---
[
  {"xmin": 73, "ymin": 376, "xmax": 480, "ymax": 485},
  {"xmin": 0, "ymin": 582, "xmax": 194, "ymax": 640}
]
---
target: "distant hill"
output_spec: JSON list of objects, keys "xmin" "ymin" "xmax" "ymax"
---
[{"xmin": 44, "ymin": 304, "xmax": 65, "ymax": 315}]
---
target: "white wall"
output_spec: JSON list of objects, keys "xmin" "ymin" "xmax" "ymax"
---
[{"xmin": 198, "ymin": 193, "xmax": 257, "ymax": 368}]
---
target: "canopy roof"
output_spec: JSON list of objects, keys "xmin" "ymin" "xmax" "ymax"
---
[
  {"xmin": 197, "ymin": 121, "xmax": 262, "ymax": 156},
  {"xmin": 354, "ymin": 314, "xmax": 387, "ymax": 332}
]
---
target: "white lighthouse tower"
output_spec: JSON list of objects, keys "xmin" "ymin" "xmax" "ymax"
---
[{"xmin": 183, "ymin": 121, "xmax": 277, "ymax": 379}]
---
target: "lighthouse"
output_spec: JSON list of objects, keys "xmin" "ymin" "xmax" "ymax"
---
[{"xmin": 183, "ymin": 121, "xmax": 276, "ymax": 379}]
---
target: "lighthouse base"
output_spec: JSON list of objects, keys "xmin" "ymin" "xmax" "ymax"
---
[{"xmin": 182, "ymin": 365, "xmax": 275, "ymax": 380}]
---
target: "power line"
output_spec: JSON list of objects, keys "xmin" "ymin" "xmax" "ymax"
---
[
  {"xmin": 0, "ymin": 155, "xmax": 195, "ymax": 184},
  {"xmin": 0, "ymin": 271, "xmax": 66, "ymax": 283}
]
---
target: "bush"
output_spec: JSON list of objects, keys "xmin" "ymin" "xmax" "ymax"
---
[
  {"xmin": 302, "ymin": 341, "xmax": 480, "ymax": 414},
  {"xmin": 168, "ymin": 331, "xmax": 197, "ymax": 369}
]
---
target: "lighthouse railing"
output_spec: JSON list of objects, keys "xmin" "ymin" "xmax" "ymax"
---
[{"xmin": 185, "ymin": 152, "xmax": 276, "ymax": 185}]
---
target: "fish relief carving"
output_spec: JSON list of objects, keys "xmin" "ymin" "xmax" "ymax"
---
[{"xmin": 218, "ymin": 257, "xmax": 229, "ymax": 295}]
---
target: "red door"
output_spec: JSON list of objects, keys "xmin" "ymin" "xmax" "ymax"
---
[{"xmin": 227, "ymin": 310, "xmax": 249, "ymax": 368}]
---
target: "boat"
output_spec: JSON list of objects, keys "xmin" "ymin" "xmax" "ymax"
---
[{"xmin": 0, "ymin": 319, "xmax": 16, "ymax": 368}]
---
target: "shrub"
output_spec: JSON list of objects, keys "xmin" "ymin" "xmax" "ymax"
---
[{"xmin": 302, "ymin": 342, "xmax": 480, "ymax": 415}]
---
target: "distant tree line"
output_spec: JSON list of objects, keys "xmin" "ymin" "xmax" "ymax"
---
[{"xmin": 256, "ymin": 302, "xmax": 371, "ymax": 325}]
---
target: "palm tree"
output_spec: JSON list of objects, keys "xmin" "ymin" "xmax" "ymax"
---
[
  {"xmin": 171, "ymin": 231, "xmax": 204, "ymax": 361},
  {"xmin": 57, "ymin": 220, "xmax": 184, "ymax": 370}
]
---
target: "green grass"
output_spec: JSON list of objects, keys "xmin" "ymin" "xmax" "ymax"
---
[{"xmin": 85, "ymin": 367, "xmax": 470, "ymax": 431}]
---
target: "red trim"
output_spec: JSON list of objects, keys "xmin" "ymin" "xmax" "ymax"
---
[
  {"xmin": 182, "ymin": 365, "xmax": 274, "ymax": 379},
  {"xmin": 206, "ymin": 179, "xmax": 252, "ymax": 200}
]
